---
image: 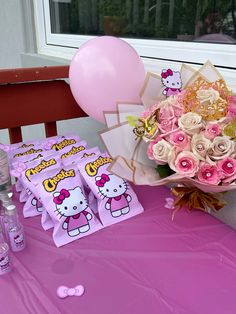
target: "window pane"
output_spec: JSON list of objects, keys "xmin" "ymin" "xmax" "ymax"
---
[{"xmin": 49, "ymin": 0, "xmax": 236, "ymax": 44}]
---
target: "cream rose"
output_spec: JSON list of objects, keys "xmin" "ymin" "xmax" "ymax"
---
[
  {"xmin": 191, "ymin": 133, "xmax": 211, "ymax": 161},
  {"xmin": 208, "ymin": 136, "xmax": 235, "ymax": 161},
  {"xmin": 178, "ymin": 112, "xmax": 203, "ymax": 135},
  {"xmin": 152, "ymin": 139, "xmax": 172, "ymax": 164},
  {"xmin": 197, "ymin": 89, "xmax": 220, "ymax": 105}
]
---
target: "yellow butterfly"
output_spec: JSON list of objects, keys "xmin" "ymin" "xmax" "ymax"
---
[{"xmin": 133, "ymin": 113, "xmax": 159, "ymax": 140}]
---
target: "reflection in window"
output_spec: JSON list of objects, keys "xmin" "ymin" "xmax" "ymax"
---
[{"xmin": 49, "ymin": 0, "xmax": 236, "ymax": 43}]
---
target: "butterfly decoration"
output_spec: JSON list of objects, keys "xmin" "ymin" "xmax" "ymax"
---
[{"xmin": 127, "ymin": 111, "xmax": 159, "ymax": 141}]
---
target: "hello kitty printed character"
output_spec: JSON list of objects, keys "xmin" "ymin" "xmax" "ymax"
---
[
  {"xmin": 31, "ymin": 197, "xmax": 43, "ymax": 213},
  {"xmin": 0, "ymin": 255, "xmax": 10, "ymax": 271},
  {"xmin": 161, "ymin": 69, "xmax": 182, "ymax": 97},
  {"xmin": 96, "ymin": 174, "xmax": 132, "ymax": 218},
  {"xmin": 14, "ymin": 234, "xmax": 25, "ymax": 248},
  {"xmin": 53, "ymin": 187, "xmax": 92, "ymax": 237}
]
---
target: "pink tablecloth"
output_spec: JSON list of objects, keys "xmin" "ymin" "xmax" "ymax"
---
[{"xmin": 2, "ymin": 185, "xmax": 236, "ymax": 314}]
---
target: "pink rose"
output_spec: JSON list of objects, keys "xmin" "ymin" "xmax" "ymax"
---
[
  {"xmin": 204, "ymin": 123, "xmax": 221, "ymax": 139},
  {"xmin": 169, "ymin": 151, "xmax": 199, "ymax": 177},
  {"xmin": 227, "ymin": 96, "xmax": 236, "ymax": 117},
  {"xmin": 217, "ymin": 157, "xmax": 236, "ymax": 178},
  {"xmin": 159, "ymin": 118, "xmax": 177, "ymax": 134},
  {"xmin": 197, "ymin": 163, "xmax": 220, "ymax": 185},
  {"xmin": 169, "ymin": 131, "xmax": 190, "ymax": 150},
  {"xmin": 159, "ymin": 106, "xmax": 175, "ymax": 120}
]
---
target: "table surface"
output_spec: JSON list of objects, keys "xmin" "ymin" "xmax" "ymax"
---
[{"xmin": 2, "ymin": 185, "xmax": 236, "ymax": 314}]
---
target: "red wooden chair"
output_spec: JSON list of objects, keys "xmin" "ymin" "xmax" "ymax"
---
[{"xmin": 0, "ymin": 66, "xmax": 87, "ymax": 144}]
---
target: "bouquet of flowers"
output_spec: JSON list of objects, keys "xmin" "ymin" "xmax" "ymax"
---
[
  {"xmin": 143, "ymin": 79, "xmax": 236, "ymax": 186},
  {"xmin": 100, "ymin": 61, "xmax": 236, "ymax": 214}
]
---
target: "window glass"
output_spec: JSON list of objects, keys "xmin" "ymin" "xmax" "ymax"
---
[{"xmin": 49, "ymin": 0, "xmax": 236, "ymax": 44}]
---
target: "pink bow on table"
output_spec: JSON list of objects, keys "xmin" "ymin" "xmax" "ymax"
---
[
  {"xmin": 57, "ymin": 285, "xmax": 85, "ymax": 299},
  {"xmin": 95, "ymin": 173, "xmax": 110, "ymax": 187},
  {"xmin": 161, "ymin": 68, "xmax": 173, "ymax": 79}
]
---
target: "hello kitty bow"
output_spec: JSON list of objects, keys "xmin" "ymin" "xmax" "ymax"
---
[
  {"xmin": 96, "ymin": 174, "xmax": 110, "ymax": 187},
  {"xmin": 57, "ymin": 285, "xmax": 85, "ymax": 299},
  {"xmin": 53, "ymin": 189, "xmax": 70, "ymax": 205},
  {"xmin": 161, "ymin": 69, "xmax": 173, "ymax": 78}
]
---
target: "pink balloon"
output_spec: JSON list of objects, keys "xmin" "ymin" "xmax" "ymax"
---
[{"xmin": 69, "ymin": 36, "xmax": 146, "ymax": 122}]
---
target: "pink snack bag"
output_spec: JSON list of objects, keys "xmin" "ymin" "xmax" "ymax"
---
[
  {"xmin": 8, "ymin": 146, "xmax": 46, "ymax": 193},
  {"xmin": 10, "ymin": 135, "xmax": 81, "ymax": 195},
  {"xmin": 11, "ymin": 150, "xmax": 56, "ymax": 200},
  {"xmin": 21, "ymin": 140, "xmax": 88, "ymax": 230},
  {"xmin": 0, "ymin": 140, "xmax": 41, "ymax": 153},
  {"xmin": 43, "ymin": 135, "xmax": 81, "ymax": 152},
  {"xmin": 19, "ymin": 137, "xmax": 87, "ymax": 218},
  {"xmin": 32, "ymin": 164, "xmax": 103, "ymax": 247},
  {"xmin": 8, "ymin": 136, "xmax": 61, "ymax": 193},
  {"xmin": 17, "ymin": 154, "xmax": 61, "ymax": 218},
  {"xmin": 79, "ymin": 153, "xmax": 144, "ymax": 226},
  {"xmin": 40, "ymin": 145, "xmax": 99, "ymax": 230}
]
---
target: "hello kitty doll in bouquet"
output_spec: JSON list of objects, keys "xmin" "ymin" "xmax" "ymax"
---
[
  {"xmin": 96, "ymin": 174, "xmax": 132, "ymax": 218},
  {"xmin": 53, "ymin": 187, "xmax": 92, "ymax": 237},
  {"xmin": 161, "ymin": 68, "xmax": 182, "ymax": 97}
]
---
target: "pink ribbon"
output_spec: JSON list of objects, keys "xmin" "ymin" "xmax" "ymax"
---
[
  {"xmin": 95, "ymin": 173, "xmax": 110, "ymax": 187},
  {"xmin": 57, "ymin": 285, "xmax": 84, "ymax": 299},
  {"xmin": 53, "ymin": 189, "xmax": 70, "ymax": 205},
  {"xmin": 161, "ymin": 68, "xmax": 173, "ymax": 79}
]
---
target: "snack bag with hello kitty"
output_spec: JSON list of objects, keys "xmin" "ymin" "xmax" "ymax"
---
[
  {"xmin": 4, "ymin": 135, "xmax": 79, "ymax": 192},
  {"xmin": 40, "ymin": 145, "xmax": 99, "ymax": 230},
  {"xmin": 7, "ymin": 135, "xmax": 62, "ymax": 193},
  {"xmin": 16, "ymin": 154, "xmax": 61, "ymax": 218},
  {"xmin": 31, "ymin": 164, "xmax": 103, "ymax": 247},
  {"xmin": 42, "ymin": 135, "xmax": 81, "ymax": 152},
  {"xmin": 38, "ymin": 140, "xmax": 88, "ymax": 230},
  {"xmin": 8, "ymin": 134, "xmax": 80, "ymax": 191},
  {"xmin": 10, "ymin": 149, "xmax": 56, "ymax": 201},
  {"xmin": 18, "ymin": 140, "xmax": 87, "ymax": 219},
  {"xmin": 8, "ymin": 145, "xmax": 47, "ymax": 193},
  {"xmin": 79, "ymin": 153, "xmax": 144, "ymax": 226}
]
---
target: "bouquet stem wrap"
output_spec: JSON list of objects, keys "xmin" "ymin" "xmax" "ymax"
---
[{"xmin": 171, "ymin": 186, "xmax": 226, "ymax": 218}]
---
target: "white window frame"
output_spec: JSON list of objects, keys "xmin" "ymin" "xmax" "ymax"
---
[{"xmin": 34, "ymin": 0, "xmax": 236, "ymax": 69}]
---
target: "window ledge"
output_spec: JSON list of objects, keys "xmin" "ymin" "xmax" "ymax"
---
[{"xmin": 21, "ymin": 52, "xmax": 236, "ymax": 91}]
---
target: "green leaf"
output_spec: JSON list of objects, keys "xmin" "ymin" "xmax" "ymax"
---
[
  {"xmin": 126, "ymin": 115, "xmax": 139, "ymax": 127},
  {"xmin": 156, "ymin": 164, "xmax": 175, "ymax": 179}
]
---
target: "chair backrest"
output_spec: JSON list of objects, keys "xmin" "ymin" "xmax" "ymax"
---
[{"xmin": 0, "ymin": 66, "xmax": 87, "ymax": 144}]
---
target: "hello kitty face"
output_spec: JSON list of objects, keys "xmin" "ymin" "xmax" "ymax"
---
[
  {"xmin": 0, "ymin": 255, "xmax": 9, "ymax": 267},
  {"xmin": 53, "ymin": 187, "xmax": 88, "ymax": 218},
  {"xmin": 161, "ymin": 69, "xmax": 182, "ymax": 89},
  {"xmin": 96, "ymin": 174, "xmax": 128, "ymax": 198}
]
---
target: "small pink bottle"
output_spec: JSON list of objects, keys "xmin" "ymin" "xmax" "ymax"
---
[
  {"xmin": 1, "ymin": 193, "xmax": 14, "ymax": 242},
  {"xmin": 0, "ymin": 226, "xmax": 11, "ymax": 275},
  {"xmin": 6, "ymin": 205, "xmax": 26, "ymax": 252}
]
